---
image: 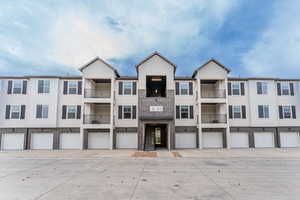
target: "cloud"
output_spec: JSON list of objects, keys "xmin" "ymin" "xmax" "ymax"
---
[{"xmin": 241, "ymin": 0, "xmax": 300, "ymax": 78}]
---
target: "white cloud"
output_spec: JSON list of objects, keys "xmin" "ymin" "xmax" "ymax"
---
[{"xmin": 241, "ymin": 0, "xmax": 300, "ymax": 77}]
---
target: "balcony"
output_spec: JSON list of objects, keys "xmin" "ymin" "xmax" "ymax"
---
[
  {"xmin": 200, "ymin": 81, "xmax": 226, "ymax": 103},
  {"xmin": 84, "ymin": 89, "xmax": 111, "ymax": 98},
  {"xmin": 83, "ymin": 115, "xmax": 110, "ymax": 124},
  {"xmin": 201, "ymin": 89, "xmax": 226, "ymax": 98},
  {"xmin": 201, "ymin": 114, "xmax": 227, "ymax": 123}
]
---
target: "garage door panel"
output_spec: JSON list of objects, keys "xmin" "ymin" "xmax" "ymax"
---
[
  {"xmin": 1, "ymin": 133, "xmax": 25, "ymax": 150},
  {"xmin": 203, "ymin": 132, "xmax": 223, "ymax": 148},
  {"xmin": 31, "ymin": 133, "xmax": 53, "ymax": 150},
  {"xmin": 175, "ymin": 133, "xmax": 196, "ymax": 149},
  {"xmin": 116, "ymin": 133, "xmax": 137, "ymax": 149},
  {"xmin": 60, "ymin": 133, "xmax": 80, "ymax": 149},
  {"xmin": 88, "ymin": 133, "xmax": 110, "ymax": 149},
  {"xmin": 254, "ymin": 132, "xmax": 274, "ymax": 148},
  {"xmin": 280, "ymin": 132, "xmax": 300, "ymax": 148},
  {"xmin": 231, "ymin": 132, "xmax": 249, "ymax": 148}
]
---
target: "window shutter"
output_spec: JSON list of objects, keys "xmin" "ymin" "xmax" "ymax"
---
[
  {"xmin": 5, "ymin": 105, "xmax": 10, "ymax": 119},
  {"xmin": 63, "ymin": 81, "xmax": 68, "ymax": 95},
  {"xmin": 258, "ymin": 105, "xmax": 263, "ymax": 118},
  {"xmin": 290, "ymin": 83, "xmax": 294, "ymax": 96},
  {"xmin": 38, "ymin": 80, "xmax": 44, "ymax": 93},
  {"xmin": 175, "ymin": 82, "xmax": 179, "ymax": 95},
  {"xmin": 22, "ymin": 80, "xmax": 27, "ymax": 94},
  {"xmin": 132, "ymin": 105, "xmax": 136, "ymax": 119},
  {"xmin": 77, "ymin": 81, "xmax": 82, "ymax": 95},
  {"xmin": 228, "ymin": 105, "xmax": 233, "ymax": 119},
  {"xmin": 132, "ymin": 82, "xmax": 137, "ymax": 95},
  {"xmin": 20, "ymin": 105, "xmax": 26, "ymax": 119},
  {"xmin": 257, "ymin": 82, "xmax": 262, "ymax": 94},
  {"xmin": 62, "ymin": 105, "xmax": 67, "ymax": 119},
  {"xmin": 241, "ymin": 105, "xmax": 246, "ymax": 119},
  {"xmin": 277, "ymin": 83, "xmax": 281, "ymax": 96},
  {"xmin": 118, "ymin": 106, "xmax": 123, "ymax": 119},
  {"xmin": 7, "ymin": 80, "xmax": 12, "ymax": 94},
  {"xmin": 189, "ymin": 106, "xmax": 194, "ymax": 119},
  {"xmin": 118, "ymin": 82, "xmax": 123, "ymax": 95},
  {"xmin": 227, "ymin": 82, "xmax": 232, "ymax": 96},
  {"xmin": 176, "ymin": 106, "xmax": 180, "ymax": 119},
  {"xmin": 292, "ymin": 106, "xmax": 296, "ymax": 119},
  {"xmin": 77, "ymin": 105, "xmax": 81, "ymax": 119},
  {"xmin": 240, "ymin": 82, "xmax": 245, "ymax": 96},
  {"xmin": 36, "ymin": 105, "xmax": 42, "ymax": 118},
  {"xmin": 189, "ymin": 82, "xmax": 193, "ymax": 95},
  {"xmin": 279, "ymin": 106, "xmax": 283, "ymax": 119}
]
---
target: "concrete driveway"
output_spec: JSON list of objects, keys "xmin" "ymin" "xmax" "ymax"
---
[{"xmin": 0, "ymin": 149, "xmax": 300, "ymax": 200}]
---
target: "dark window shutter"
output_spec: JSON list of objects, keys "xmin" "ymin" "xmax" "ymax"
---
[
  {"xmin": 279, "ymin": 106, "xmax": 283, "ymax": 119},
  {"xmin": 175, "ymin": 82, "xmax": 179, "ymax": 95},
  {"xmin": 258, "ymin": 105, "xmax": 263, "ymax": 118},
  {"xmin": 290, "ymin": 83, "xmax": 294, "ymax": 96},
  {"xmin": 277, "ymin": 83, "xmax": 281, "ymax": 96},
  {"xmin": 118, "ymin": 106, "xmax": 123, "ymax": 119},
  {"xmin": 7, "ymin": 80, "xmax": 12, "ymax": 94},
  {"xmin": 5, "ymin": 105, "xmax": 10, "ymax": 119},
  {"xmin": 38, "ymin": 80, "xmax": 44, "ymax": 93},
  {"xmin": 20, "ymin": 105, "xmax": 25, "ymax": 119},
  {"xmin": 63, "ymin": 81, "xmax": 68, "ymax": 95},
  {"xmin": 62, "ymin": 105, "xmax": 67, "ymax": 119},
  {"xmin": 189, "ymin": 82, "xmax": 193, "ymax": 95},
  {"xmin": 118, "ymin": 82, "xmax": 123, "ymax": 95},
  {"xmin": 189, "ymin": 106, "xmax": 194, "ymax": 119},
  {"xmin": 176, "ymin": 106, "xmax": 180, "ymax": 119},
  {"xmin": 240, "ymin": 82, "xmax": 245, "ymax": 96},
  {"xmin": 22, "ymin": 80, "xmax": 27, "ymax": 94},
  {"xmin": 77, "ymin": 81, "xmax": 82, "ymax": 95},
  {"xmin": 77, "ymin": 105, "xmax": 81, "ymax": 119},
  {"xmin": 228, "ymin": 105, "xmax": 233, "ymax": 119},
  {"xmin": 228, "ymin": 82, "xmax": 232, "ymax": 96},
  {"xmin": 36, "ymin": 105, "xmax": 42, "ymax": 118},
  {"xmin": 132, "ymin": 82, "xmax": 137, "ymax": 95},
  {"xmin": 132, "ymin": 105, "xmax": 136, "ymax": 119},
  {"xmin": 257, "ymin": 82, "xmax": 262, "ymax": 94},
  {"xmin": 292, "ymin": 106, "xmax": 296, "ymax": 119},
  {"xmin": 241, "ymin": 105, "xmax": 246, "ymax": 119}
]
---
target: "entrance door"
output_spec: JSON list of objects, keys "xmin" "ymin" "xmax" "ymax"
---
[{"xmin": 144, "ymin": 124, "xmax": 167, "ymax": 151}]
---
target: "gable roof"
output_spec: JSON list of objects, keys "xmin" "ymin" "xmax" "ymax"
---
[
  {"xmin": 79, "ymin": 57, "xmax": 120, "ymax": 77},
  {"xmin": 192, "ymin": 59, "xmax": 231, "ymax": 78},
  {"xmin": 135, "ymin": 52, "xmax": 177, "ymax": 73}
]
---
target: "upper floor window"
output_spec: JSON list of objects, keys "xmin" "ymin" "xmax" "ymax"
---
[
  {"xmin": 118, "ymin": 105, "xmax": 137, "ymax": 119},
  {"xmin": 36, "ymin": 104, "xmax": 49, "ymax": 119},
  {"xmin": 176, "ymin": 105, "xmax": 194, "ymax": 119},
  {"xmin": 118, "ymin": 81, "xmax": 136, "ymax": 95},
  {"xmin": 7, "ymin": 80, "xmax": 27, "ymax": 95},
  {"xmin": 62, "ymin": 105, "xmax": 81, "ymax": 119},
  {"xmin": 124, "ymin": 82, "xmax": 133, "ymax": 95},
  {"xmin": 258, "ymin": 105, "xmax": 269, "ymax": 118},
  {"xmin": 257, "ymin": 82, "xmax": 268, "ymax": 95},
  {"xmin": 5, "ymin": 105, "xmax": 26, "ymax": 120},
  {"xmin": 232, "ymin": 83, "xmax": 240, "ymax": 95},
  {"xmin": 277, "ymin": 82, "xmax": 294, "ymax": 96},
  {"xmin": 38, "ymin": 80, "xmax": 50, "ymax": 94},
  {"xmin": 63, "ymin": 80, "xmax": 82, "ymax": 95},
  {"xmin": 228, "ymin": 82, "xmax": 245, "ymax": 96},
  {"xmin": 68, "ymin": 81, "xmax": 78, "ymax": 94},
  {"xmin": 229, "ymin": 105, "xmax": 246, "ymax": 119},
  {"xmin": 176, "ymin": 82, "xmax": 193, "ymax": 95},
  {"xmin": 279, "ymin": 105, "xmax": 296, "ymax": 119}
]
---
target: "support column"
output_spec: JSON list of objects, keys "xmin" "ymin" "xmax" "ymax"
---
[
  {"xmin": 198, "ymin": 127, "xmax": 203, "ymax": 149},
  {"xmin": 226, "ymin": 126, "xmax": 230, "ymax": 149},
  {"xmin": 80, "ymin": 127, "xmax": 84, "ymax": 150},
  {"xmin": 53, "ymin": 130, "xmax": 60, "ymax": 150}
]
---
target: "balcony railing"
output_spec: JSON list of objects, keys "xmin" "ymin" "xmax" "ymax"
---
[
  {"xmin": 201, "ymin": 89, "xmax": 226, "ymax": 98},
  {"xmin": 201, "ymin": 114, "xmax": 227, "ymax": 123},
  {"xmin": 83, "ymin": 115, "xmax": 110, "ymax": 124},
  {"xmin": 84, "ymin": 89, "xmax": 111, "ymax": 98}
]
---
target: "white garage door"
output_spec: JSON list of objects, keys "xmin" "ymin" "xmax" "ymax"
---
[
  {"xmin": 88, "ymin": 132, "xmax": 110, "ymax": 149},
  {"xmin": 203, "ymin": 132, "xmax": 223, "ymax": 148},
  {"xmin": 175, "ymin": 133, "xmax": 196, "ymax": 149},
  {"xmin": 116, "ymin": 133, "xmax": 137, "ymax": 149},
  {"xmin": 254, "ymin": 132, "xmax": 274, "ymax": 148},
  {"xmin": 60, "ymin": 133, "xmax": 80, "ymax": 149},
  {"xmin": 280, "ymin": 132, "xmax": 300, "ymax": 148},
  {"xmin": 230, "ymin": 132, "xmax": 249, "ymax": 148},
  {"xmin": 1, "ymin": 133, "xmax": 24, "ymax": 150},
  {"xmin": 31, "ymin": 133, "xmax": 53, "ymax": 150}
]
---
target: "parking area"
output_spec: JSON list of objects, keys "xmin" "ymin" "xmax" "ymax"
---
[{"xmin": 0, "ymin": 149, "xmax": 300, "ymax": 200}]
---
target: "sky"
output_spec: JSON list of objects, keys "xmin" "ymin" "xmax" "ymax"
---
[{"xmin": 0, "ymin": 0, "xmax": 300, "ymax": 78}]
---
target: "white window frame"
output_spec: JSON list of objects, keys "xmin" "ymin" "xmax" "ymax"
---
[
  {"xmin": 12, "ymin": 80, "xmax": 22, "ymax": 94},
  {"xmin": 123, "ymin": 105, "xmax": 132, "ymax": 119},
  {"xmin": 282, "ymin": 106, "xmax": 292, "ymax": 119},
  {"xmin": 179, "ymin": 105, "xmax": 190, "ymax": 119},
  {"xmin": 10, "ymin": 105, "xmax": 21, "ymax": 120},
  {"xmin": 67, "ymin": 105, "xmax": 77, "ymax": 119},
  {"xmin": 257, "ymin": 82, "xmax": 268, "ymax": 95},
  {"xmin": 231, "ymin": 82, "xmax": 241, "ymax": 96},
  {"xmin": 258, "ymin": 105, "xmax": 269, "ymax": 119},
  {"xmin": 179, "ymin": 82, "xmax": 189, "ymax": 95},
  {"xmin": 233, "ymin": 105, "xmax": 241, "ymax": 119},
  {"xmin": 281, "ymin": 82, "xmax": 290, "ymax": 96},
  {"xmin": 38, "ymin": 80, "xmax": 50, "ymax": 94},
  {"xmin": 68, "ymin": 80, "xmax": 78, "ymax": 95},
  {"xmin": 123, "ymin": 82, "xmax": 133, "ymax": 95},
  {"xmin": 36, "ymin": 105, "xmax": 49, "ymax": 119}
]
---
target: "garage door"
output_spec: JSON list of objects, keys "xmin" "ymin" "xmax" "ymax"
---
[
  {"xmin": 31, "ymin": 133, "xmax": 53, "ymax": 150},
  {"xmin": 60, "ymin": 133, "xmax": 80, "ymax": 149},
  {"xmin": 230, "ymin": 132, "xmax": 249, "ymax": 148},
  {"xmin": 254, "ymin": 132, "xmax": 274, "ymax": 148},
  {"xmin": 116, "ymin": 133, "xmax": 137, "ymax": 149},
  {"xmin": 88, "ymin": 132, "xmax": 110, "ymax": 149},
  {"xmin": 175, "ymin": 133, "xmax": 196, "ymax": 149},
  {"xmin": 203, "ymin": 132, "xmax": 223, "ymax": 148},
  {"xmin": 280, "ymin": 132, "xmax": 300, "ymax": 148},
  {"xmin": 1, "ymin": 133, "xmax": 24, "ymax": 150}
]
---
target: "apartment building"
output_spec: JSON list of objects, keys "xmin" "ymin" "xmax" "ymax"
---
[{"xmin": 0, "ymin": 52, "xmax": 300, "ymax": 150}]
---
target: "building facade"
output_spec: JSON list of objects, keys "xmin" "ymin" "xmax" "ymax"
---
[{"xmin": 0, "ymin": 52, "xmax": 300, "ymax": 150}]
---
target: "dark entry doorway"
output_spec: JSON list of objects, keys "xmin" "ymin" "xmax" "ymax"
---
[{"xmin": 144, "ymin": 124, "xmax": 167, "ymax": 151}]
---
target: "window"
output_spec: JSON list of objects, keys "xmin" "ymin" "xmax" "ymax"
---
[
  {"xmin": 179, "ymin": 82, "xmax": 189, "ymax": 95},
  {"xmin": 232, "ymin": 82, "xmax": 240, "ymax": 95},
  {"xmin": 283, "ymin": 106, "xmax": 291, "ymax": 119},
  {"xmin": 13, "ymin": 80, "xmax": 22, "ymax": 94},
  {"xmin": 123, "ymin": 106, "xmax": 132, "ymax": 119},
  {"xmin": 11, "ymin": 105, "xmax": 21, "ymax": 119},
  {"xmin": 281, "ymin": 82, "xmax": 290, "ymax": 95},
  {"xmin": 233, "ymin": 106, "xmax": 241, "ymax": 119},
  {"xmin": 176, "ymin": 105, "xmax": 193, "ymax": 119},
  {"xmin": 36, "ymin": 105, "xmax": 48, "ymax": 119},
  {"xmin": 67, "ymin": 105, "xmax": 77, "ymax": 119},
  {"xmin": 258, "ymin": 105, "xmax": 269, "ymax": 118},
  {"xmin": 68, "ymin": 81, "xmax": 78, "ymax": 94},
  {"xmin": 180, "ymin": 105, "xmax": 189, "ymax": 119},
  {"xmin": 257, "ymin": 82, "xmax": 268, "ymax": 95},
  {"xmin": 123, "ymin": 82, "xmax": 133, "ymax": 95},
  {"xmin": 38, "ymin": 80, "xmax": 50, "ymax": 93}
]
